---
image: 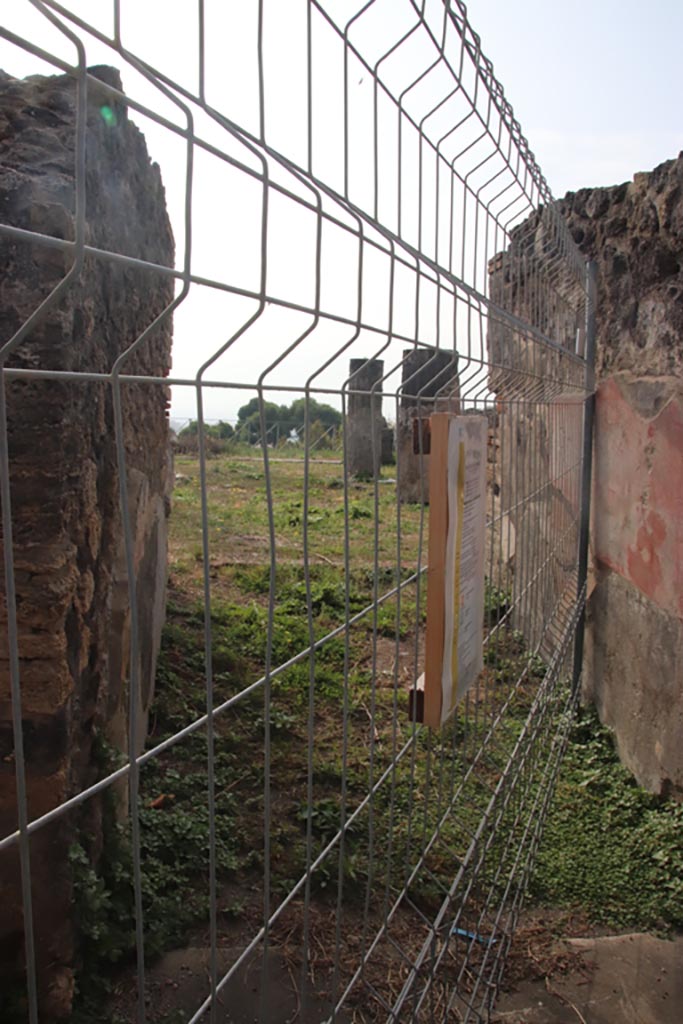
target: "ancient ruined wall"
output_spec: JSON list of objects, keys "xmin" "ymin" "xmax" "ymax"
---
[
  {"xmin": 0, "ymin": 67, "xmax": 173, "ymax": 1017},
  {"xmin": 347, "ymin": 358, "xmax": 384, "ymax": 478},
  {"xmin": 559, "ymin": 156, "xmax": 683, "ymax": 797},
  {"xmin": 487, "ymin": 214, "xmax": 587, "ymax": 659}
]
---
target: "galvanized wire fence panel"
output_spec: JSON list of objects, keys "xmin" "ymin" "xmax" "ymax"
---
[{"xmin": 0, "ymin": 2, "xmax": 593, "ymax": 1022}]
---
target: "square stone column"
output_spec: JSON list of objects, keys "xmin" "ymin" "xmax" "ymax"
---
[{"xmin": 346, "ymin": 358, "xmax": 384, "ymax": 479}]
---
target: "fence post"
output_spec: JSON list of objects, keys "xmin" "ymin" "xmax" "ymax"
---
[{"xmin": 572, "ymin": 260, "xmax": 597, "ymax": 695}]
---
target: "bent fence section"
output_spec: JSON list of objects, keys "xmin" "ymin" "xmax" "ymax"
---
[{"xmin": 0, "ymin": 2, "xmax": 593, "ymax": 1022}]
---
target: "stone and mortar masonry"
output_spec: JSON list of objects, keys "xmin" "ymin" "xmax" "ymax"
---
[
  {"xmin": 0, "ymin": 67, "xmax": 173, "ymax": 1017},
  {"xmin": 488, "ymin": 155, "xmax": 682, "ymax": 799},
  {"xmin": 487, "ymin": 213, "xmax": 586, "ymax": 666},
  {"xmin": 559, "ymin": 156, "xmax": 683, "ymax": 798}
]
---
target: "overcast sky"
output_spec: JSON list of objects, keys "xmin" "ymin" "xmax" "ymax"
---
[
  {"xmin": 472, "ymin": 0, "xmax": 682, "ymax": 197},
  {"xmin": 1, "ymin": 1, "xmax": 681, "ymax": 425}
]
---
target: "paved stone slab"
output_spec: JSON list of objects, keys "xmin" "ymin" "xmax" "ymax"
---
[{"xmin": 494, "ymin": 932, "xmax": 683, "ymax": 1024}]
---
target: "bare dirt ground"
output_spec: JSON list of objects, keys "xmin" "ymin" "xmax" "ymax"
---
[
  {"xmin": 494, "ymin": 910, "xmax": 683, "ymax": 1024},
  {"xmin": 107, "ymin": 896, "xmax": 683, "ymax": 1024}
]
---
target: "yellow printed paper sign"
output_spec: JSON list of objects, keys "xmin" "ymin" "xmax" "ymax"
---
[{"xmin": 418, "ymin": 414, "xmax": 488, "ymax": 728}]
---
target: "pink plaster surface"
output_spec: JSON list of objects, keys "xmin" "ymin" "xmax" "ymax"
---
[{"xmin": 594, "ymin": 377, "xmax": 683, "ymax": 619}]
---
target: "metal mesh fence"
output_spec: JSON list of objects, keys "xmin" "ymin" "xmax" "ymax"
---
[{"xmin": 0, "ymin": 2, "xmax": 594, "ymax": 1022}]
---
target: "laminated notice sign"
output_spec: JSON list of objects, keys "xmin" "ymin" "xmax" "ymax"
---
[{"xmin": 419, "ymin": 414, "xmax": 488, "ymax": 728}]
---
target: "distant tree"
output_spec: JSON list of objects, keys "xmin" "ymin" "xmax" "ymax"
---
[
  {"xmin": 178, "ymin": 419, "xmax": 234, "ymax": 440},
  {"xmin": 236, "ymin": 401, "xmax": 287, "ymax": 443},
  {"xmin": 235, "ymin": 397, "xmax": 262, "ymax": 424},
  {"xmin": 214, "ymin": 421, "xmax": 234, "ymax": 439},
  {"xmin": 308, "ymin": 418, "xmax": 331, "ymax": 448},
  {"xmin": 236, "ymin": 397, "xmax": 341, "ymax": 444},
  {"xmin": 288, "ymin": 398, "xmax": 341, "ymax": 431}
]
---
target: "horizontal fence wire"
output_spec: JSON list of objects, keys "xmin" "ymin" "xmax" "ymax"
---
[{"xmin": 0, "ymin": 2, "xmax": 593, "ymax": 1023}]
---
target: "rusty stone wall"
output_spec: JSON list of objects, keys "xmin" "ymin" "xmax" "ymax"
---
[
  {"xmin": 0, "ymin": 67, "xmax": 174, "ymax": 1017},
  {"xmin": 559, "ymin": 156, "xmax": 683, "ymax": 797}
]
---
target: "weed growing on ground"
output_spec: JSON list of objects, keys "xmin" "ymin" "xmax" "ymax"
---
[
  {"xmin": 65, "ymin": 453, "xmax": 683, "ymax": 1022},
  {"xmin": 530, "ymin": 708, "xmax": 683, "ymax": 931}
]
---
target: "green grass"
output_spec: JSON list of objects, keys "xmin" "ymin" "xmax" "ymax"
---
[
  {"xmin": 530, "ymin": 710, "xmax": 683, "ymax": 932},
  {"xmin": 169, "ymin": 452, "xmax": 424, "ymax": 587},
  {"xmin": 60, "ymin": 450, "xmax": 683, "ymax": 1022},
  {"xmin": 66, "ymin": 569, "xmax": 512, "ymax": 1020}
]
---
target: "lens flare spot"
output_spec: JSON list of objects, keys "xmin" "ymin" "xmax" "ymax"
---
[{"xmin": 100, "ymin": 104, "xmax": 117, "ymax": 127}]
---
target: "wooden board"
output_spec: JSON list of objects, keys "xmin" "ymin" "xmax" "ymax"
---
[{"xmin": 412, "ymin": 413, "xmax": 488, "ymax": 728}]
